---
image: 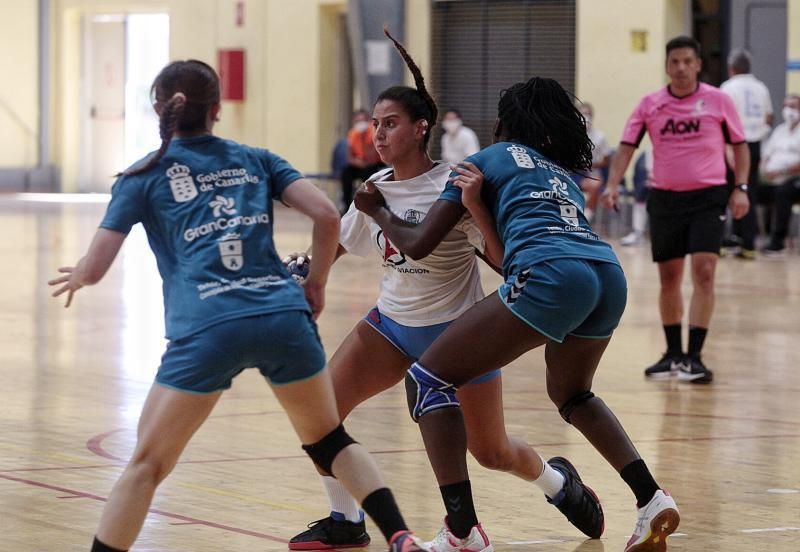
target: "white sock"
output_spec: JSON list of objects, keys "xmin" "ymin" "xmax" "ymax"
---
[
  {"xmin": 632, "ymin": 202, "xmax": 647, "ymax": 235},
  {"xmin": 321, "ymin": 475, "xmax": 363, "ymax": 522},
  {"xmin": 532, "ymin": 455, "xmax": 566, "ymax": 499}
]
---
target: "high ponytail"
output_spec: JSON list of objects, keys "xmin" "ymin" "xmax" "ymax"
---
[
  {"xmin": 122, "ymin": 60, "xmax": 220, "ymax": 176},
  {"xmin": 376, "ymin": 28, "xmax": 438, "ymax": 148}
]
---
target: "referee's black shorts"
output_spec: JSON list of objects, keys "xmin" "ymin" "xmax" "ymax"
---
[{"xmin": 647, "ymin": 185, "xmax": 730, "ymax": 263}]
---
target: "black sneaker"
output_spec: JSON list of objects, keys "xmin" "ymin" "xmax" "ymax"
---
[
  {"xmin": 644, "ymin": 353, "xmax": 684, "ymax": 379},
  {"xmin": 546, "ymin": 456, "xmax": 604, "ymax": 539},
  {"xmin": 677, "ymin": 356, "xmax": 713, "ymax": 384},
  {"xmin": 289, "ymin": 516, "xmax": 371, "ymax": 550},
  {"xmin": 763, "ymin": 241, "xmax": 787, "ymax": 258}
]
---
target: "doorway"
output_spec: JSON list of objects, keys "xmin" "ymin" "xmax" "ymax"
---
[{"xmin": 80, "ymin": 13, "xmax": 169, "ymax": 192}]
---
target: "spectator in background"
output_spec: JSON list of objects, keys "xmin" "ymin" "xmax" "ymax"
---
[
  {"xmin": 341, "ymin": 109, "xmax": 383, "ymax": 214},
  {"xmin": 577, "ymin": 102, "xmax": 612, "ymax": 222},
  {"xmin": 620, "ymin": 148, "xmax": 653, "ymax": 246},
  {"xmin": 440, "ymin": 109, "xmax": 480, "ymax": 164},
  {"xmin": 721, "ymin": 48, "xmax": 774, "ymax": 259},
  {"xmin": 761, "ymin": 94, "xmax": 800, "ymax": 256}
]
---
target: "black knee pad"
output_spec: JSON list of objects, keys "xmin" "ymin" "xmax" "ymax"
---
[
  {"xmin": 558, "ymin": 391, "xmax": 595, "ymax": 424},
  {"xmin": 302, "ymin": 424, "xmax": 357, "ymax": 474}
]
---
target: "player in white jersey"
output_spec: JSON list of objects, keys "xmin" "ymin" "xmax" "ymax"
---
[
  {"xmin": 287, "ymin": 30, "xmax": 604, "ymax": 552},
  {"xmin": 720, "ymin": 48, "xmax": 774, "ymax": 257}
]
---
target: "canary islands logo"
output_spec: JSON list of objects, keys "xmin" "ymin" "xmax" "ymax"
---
[{"xmin": 167, "ymin": 163, "xmax": 198, "ymax": 203}]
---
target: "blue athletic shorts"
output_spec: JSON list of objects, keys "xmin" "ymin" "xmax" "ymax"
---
[
  {"xmin": 363, "ymin": 307, "xmax": 500, "ymax": 385},
  {"xmin": 156, "ymin": 310, "xmax": 327, "ymax": 393},
  {"xmin": 498, "ymin": 259, "xmax": 627, "ymax": 343}
]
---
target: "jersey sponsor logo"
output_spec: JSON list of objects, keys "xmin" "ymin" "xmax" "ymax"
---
[
  {"xmin": 376, "ymin": 230, "xmax": 406, "ymax": 266},
  {"xmin": 218, "ymin": 237, "xmax": 243, "ymax": 271},
  {"xmin": 167, "ymin": 163, "xmax": 198, "ymax": 202},
  {"xmin": 196, "ymin": 167, "xmax": 260, "ymax": 188},
  {"xmin": 560, "ymin": 204, "xmax": 579, "ymax": 226},
  {"xmin": 209, "ymin": 195, "xmax": 237, "ymax": 217},
  {"xmin": 659, "ymin": 118, "xmax": 701, "ymax": 135},
  {"xmin": 507, "ymin": 145, "xmax": 536, "ymax": 168},
  {"xmin": 183, "ymin": 213, "xmax": 270, "ymax": 242},
  {"xmin": 694, "ymin": 98, "xmax": 706, "ymax": 114}
]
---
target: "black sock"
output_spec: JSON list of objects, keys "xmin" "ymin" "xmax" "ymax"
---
[
  {"xmin": 91, "ymin": 537, "xmax": 127, "ymax": 552},
  {"xmin": 440, "ymin": 480, "xmax": 478, "ymax": 539},
  {"xmin": 687, "ymin": 326, "xmax": 707, "ymax": 358},
  {"xmin": 620, "ymin": 459, "xmax": 661, "ymax": 508},
  {"xmin": 361, "ymin": 488, "xmax": 407, "ymax": 543},
  {"xmin": 663, "ymin": 324, "xmax": 682, "ymax": 356}
]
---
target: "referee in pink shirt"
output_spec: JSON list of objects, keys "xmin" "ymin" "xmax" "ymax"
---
[{"xmin": 603, "ymin": 36, "xmax": 750, "ymax": 384}]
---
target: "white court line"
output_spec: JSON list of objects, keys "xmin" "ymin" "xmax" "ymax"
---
[
  {"xmin": 740, "ymin": 527, "xmax": 800, "ymax": 534},
  {"xmin": 767, "ymin": 488, "xmax": 800, "ymax": 494},
  {"xmin": 11, "ymin": 193, "xmax": 111, "ymax": 203}
]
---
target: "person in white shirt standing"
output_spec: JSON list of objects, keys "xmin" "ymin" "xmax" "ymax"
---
[
  {"xmin": 577, "ymin": 102, "xmax": 612, "ymax": 222},
  {"xmin": 721, "ymin": 48, "xmax": 774, "ymax": 258},
  {"xmin": 440, "ymin": 109, "xmax": 480, "ymax": 164}
]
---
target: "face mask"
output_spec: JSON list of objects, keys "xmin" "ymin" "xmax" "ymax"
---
[
  {"xmin": 353, "ymin": 121, "xmax": 369, "ymax": 133},
  {"xmin": 782, "ymin": 107, "xmax": 800, "ymax": 125},
  {"xmin": 442, "ymin": 119, "xmax": 462, "ymax": 134}
]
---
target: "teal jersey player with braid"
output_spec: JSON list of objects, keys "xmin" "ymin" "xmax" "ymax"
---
[{"xmin": 48, "ymin": 59, "xmax": 426, "ymax": 552}]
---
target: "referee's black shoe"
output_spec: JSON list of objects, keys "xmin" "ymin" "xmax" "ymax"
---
[
  {"xmin": 546, "ymin": 456, "xmax": 605, "ymax": 539},
  {"xmin": 677, "ymin": 356, "xmax": 713, "ymax": 384},
  {"xmin": 289, "ymin": 516, "xmax": 370, "ymax": 550},
  {"xmin": 643, "ymin": 353, "xmax": 684, "ymax": 378}
]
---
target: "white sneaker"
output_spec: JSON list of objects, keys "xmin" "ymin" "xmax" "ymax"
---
[
  {"xmin": 425, "ymin": 519, "xmax": 492, "ymax": 552},
  {"xmin": 624, "ymin": 490, "xmax": 680, "ymax": 552},
  {"xmin": 620, "ymin": 231, "xmax": 644, "ymax": 246}
]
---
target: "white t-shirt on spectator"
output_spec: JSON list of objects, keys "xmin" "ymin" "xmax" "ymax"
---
[
  {"xmin": 339, "ymin": 162, "xmax": 485, "ymax": 326},
  {"xmin": 721, "ymin": 73, "xmax": 773, "ymax": 142},
  {"xmin": 762, "ymin": 122, "xmax": 800, "ymax": 185},
  {"xmin": 441, "ymin": 126, "xmax": 481, "ymax": 164},
  {"xmin": 588, "ymin": 127, "xmax": 611, "ymax": 166}
]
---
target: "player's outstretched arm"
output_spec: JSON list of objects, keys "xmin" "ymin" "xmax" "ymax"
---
[
  {"xmin": 281, "ymin": 178, "xmax": 341, "ymax": 319},
  {"xmin": 48, "ymin": 228, "xmax": 127, "ymax": 307}
]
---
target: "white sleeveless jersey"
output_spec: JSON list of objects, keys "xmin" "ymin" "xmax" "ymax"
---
[{"xmin": 339, "ymin": 162, "xmax": 485, "ymax": 327}]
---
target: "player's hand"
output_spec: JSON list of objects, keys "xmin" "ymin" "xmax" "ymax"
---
[
  {"xmin": 303, "ymin": 282, "xmax": 325, "ymax": 320},
  {"xmin": 282, "ymin": 253, "xmax": 312, "ymax": 285},
  {"xmin": 729, "ymin": 188, "xmax": 750, "ymax": 220},
  {"xmin": 354, "ymin": 181, "xmax": 386, "ymax": 217},
  {"xmin": 449, "ymin": 161, "xmax": 485, "ymax": 212},
  {"xmin": 600, "ymin": 187, "xmax": 620, "ymax": 211},
  {"xmin": 48, "ymin": 266, "xmax": 83, "ymax": 308}
]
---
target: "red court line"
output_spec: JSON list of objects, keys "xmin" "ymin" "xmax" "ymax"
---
[
  {"xmin": 0, "ymin": 472, "xmax": 288, "ymax": 543},
  {"xmin": 2, "ymin": 432, "xmax": 798, "ymax": 475}
]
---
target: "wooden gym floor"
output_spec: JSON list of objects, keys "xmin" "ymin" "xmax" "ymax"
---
[{"xmin": 1, "ymin": 195, "xmax": 798, "ymax": 551}]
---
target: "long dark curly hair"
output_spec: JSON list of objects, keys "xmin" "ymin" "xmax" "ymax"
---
[{"xmin": 496, "ymin": 77, "xmax": 593, "ymax": 173}]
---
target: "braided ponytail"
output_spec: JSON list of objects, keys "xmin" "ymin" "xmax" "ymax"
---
[
  {"xmin": 376, "ymin": 28, "xmax": 438, "ymax": 149},
  {"xmin": 121, "ymin": 60, "xmax": 220, "ymax": 176}
]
